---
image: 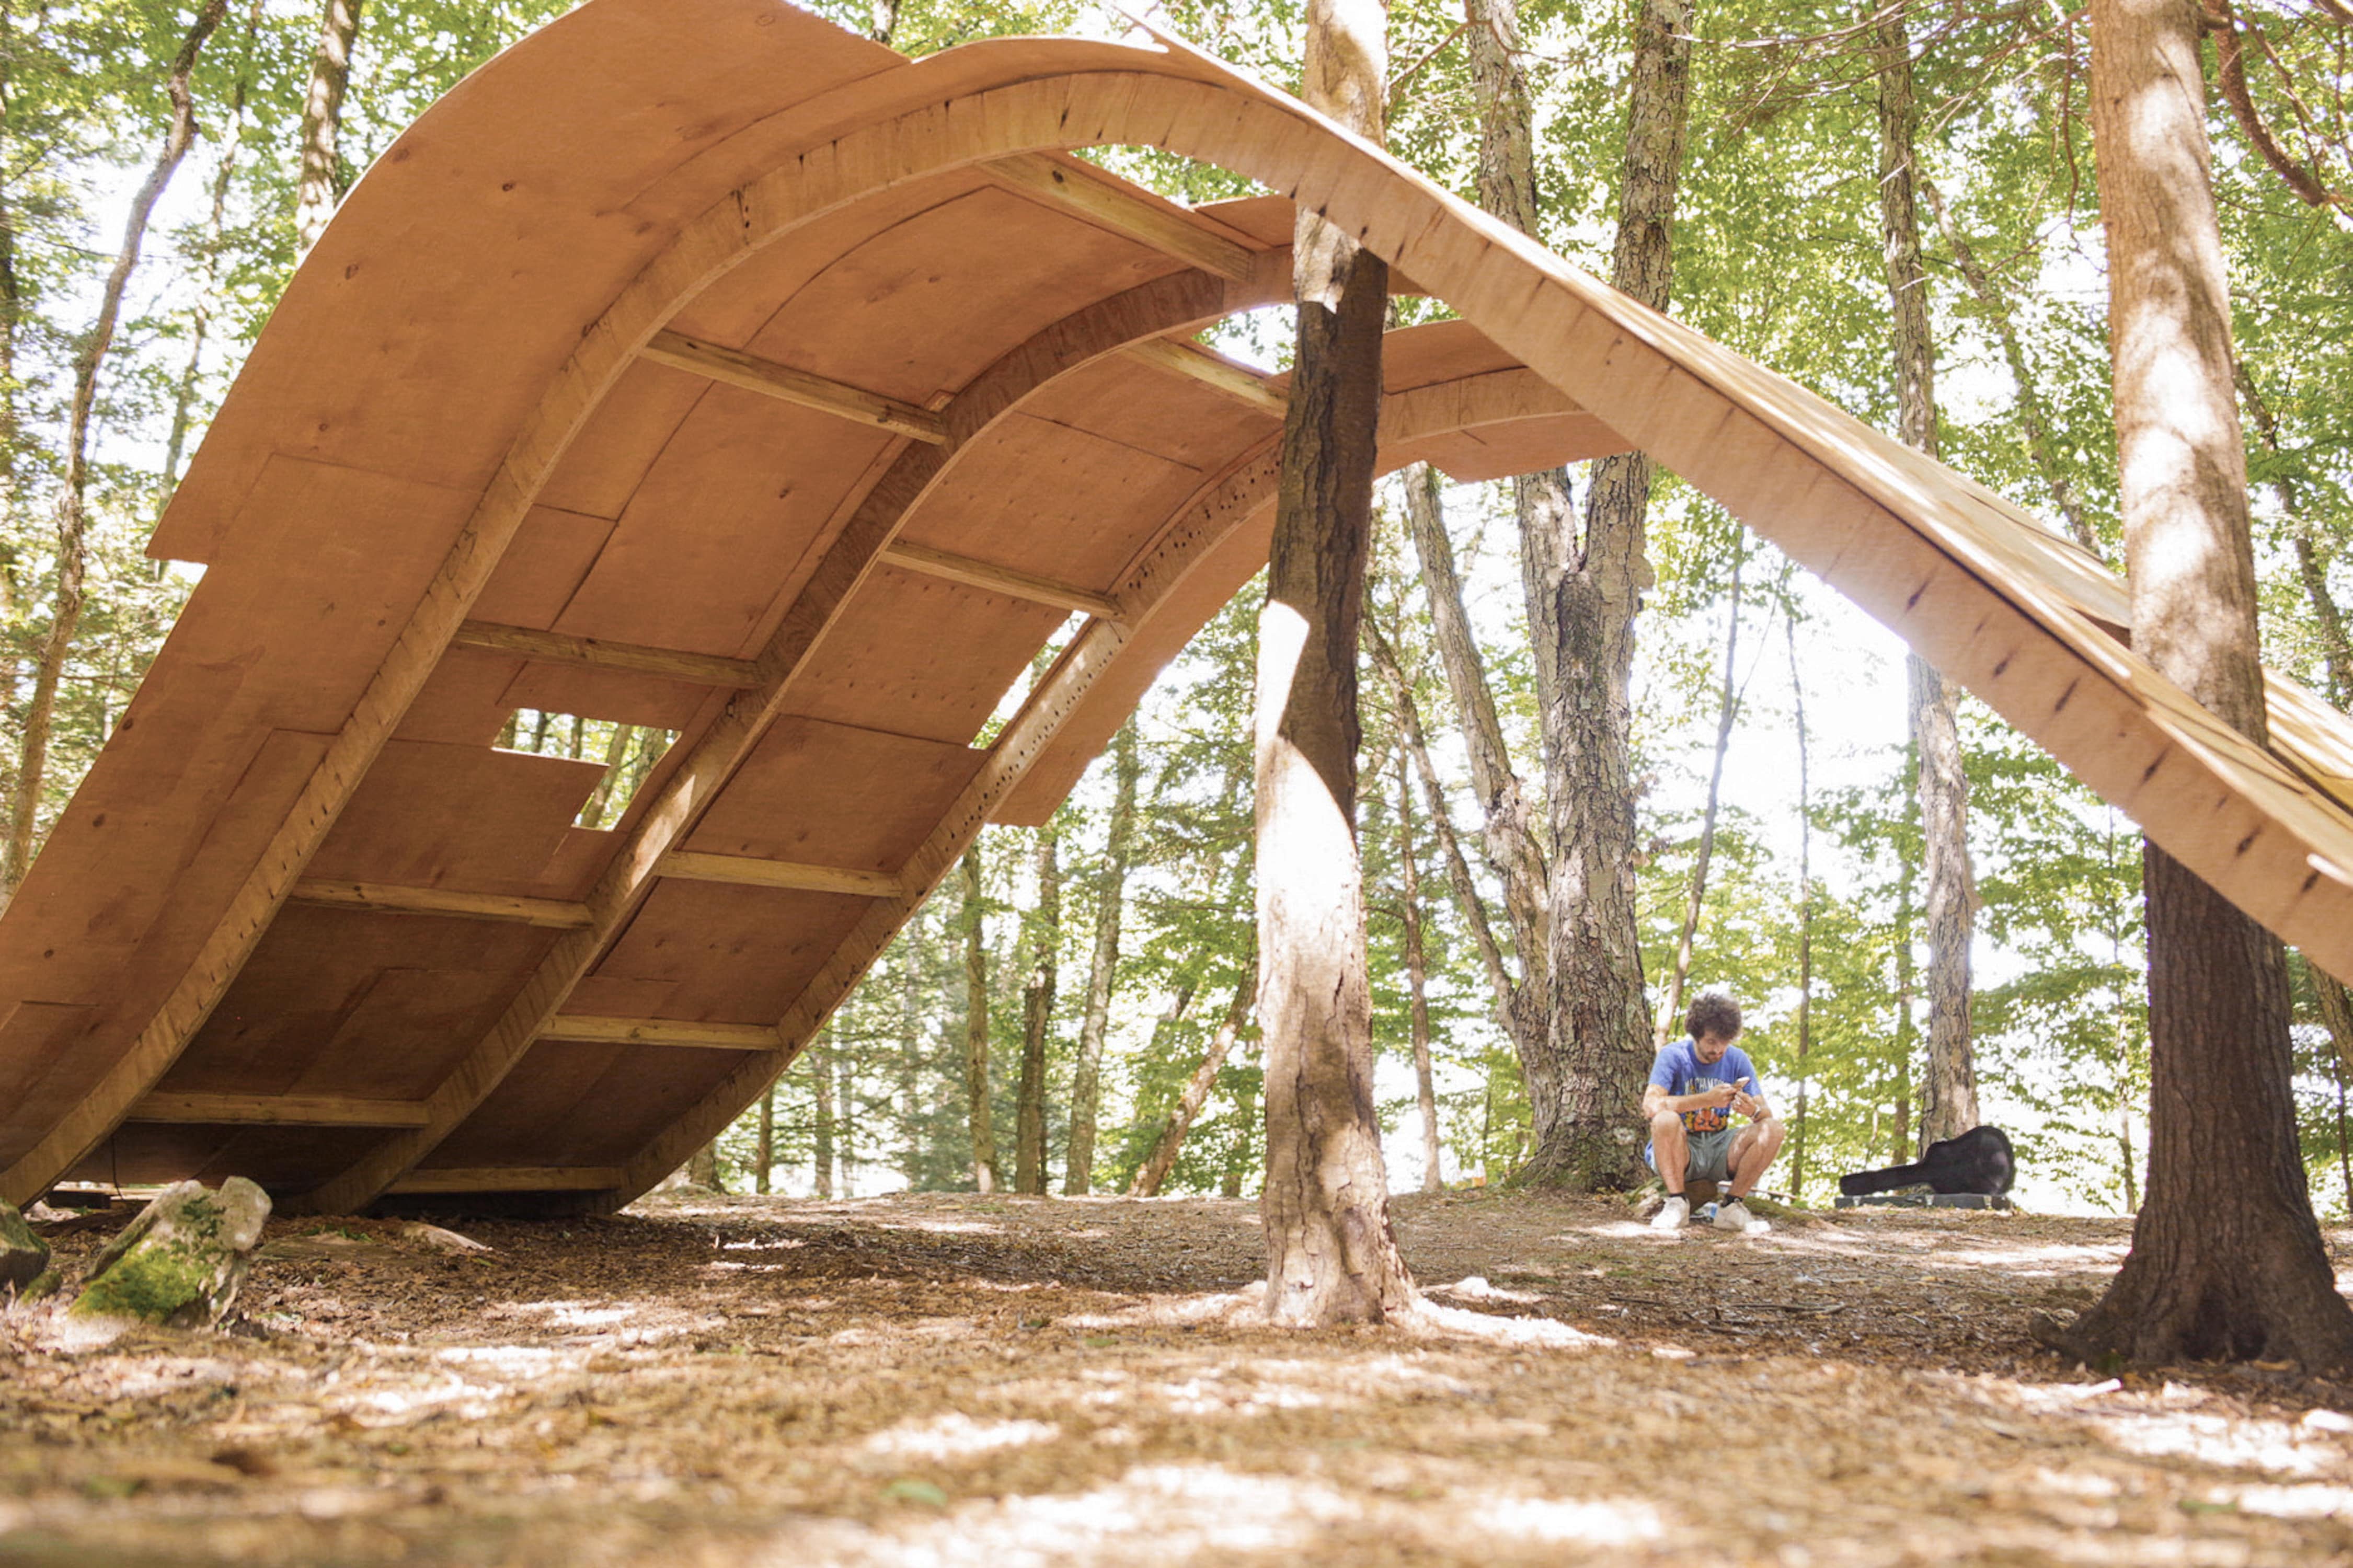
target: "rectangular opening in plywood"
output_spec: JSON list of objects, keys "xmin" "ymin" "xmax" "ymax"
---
[
  {"xmin": 974, "ymin": 610, "xmax": 1090, "ymax": 748},
  {"xmin": 496, "ymin": 709, "xmax": 682, "ymax": 829}
]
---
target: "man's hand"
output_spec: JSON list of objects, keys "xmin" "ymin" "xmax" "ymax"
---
[{"xmin": 1691, "ymin": 1078, "xmax": 1741, "ymax": 1112}]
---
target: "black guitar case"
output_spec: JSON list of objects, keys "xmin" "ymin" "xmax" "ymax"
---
[{"xmin": 1839, "ymin": 1124, "xmax": 2016, "ymax": 1197}]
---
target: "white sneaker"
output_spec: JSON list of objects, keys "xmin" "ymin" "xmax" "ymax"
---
[
  {"xmin": 1651, "ymin": 1195, "xmax": 1690, "ymax": 1231},
  {"xmin": 1714, "ymin": 1199, "xmax": 1767, "ymax": 1235}
]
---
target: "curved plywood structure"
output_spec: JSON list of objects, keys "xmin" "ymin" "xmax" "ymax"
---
[{"xmin": 3, "ymin": 0, "xmax": 2350, "ymax": 1214}]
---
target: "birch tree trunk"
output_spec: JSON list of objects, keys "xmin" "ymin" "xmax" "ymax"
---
[
  {"xmin": 4, "ymin": 0, "xmax": 231, "ymax": 899},
  {"xmin": 1131, "ymin": 967, "xmax": 1256, "ymax": 1199},
  {"xmin": 1065, "ymin": 720, "xmax": 1138, "ymax": 1192},
  {"xmin": 1396, "ymin": 751, "xmax": 1443, "ymax": 1191},
  {"xmin": 1518, "ymin": 0, "xmax": 1690, "ymax": 1190},
  {"xmin": 1256, "ymin": 0, "xmax": 1414, "ymax": 1325},
  {"xmin": 1872, "ymin": 4, "xmax": 1979, "ymax": 1151},
  {"xmin": 2042, "ymin": 0, "xmax": 2353, "ymax": 1370},
  {"xmin": 960, "ymin": 843, "xmax": 997, "ymax": 1193},
  {"xmin": 292, "ymin": 0, "xmax": 365, "ymax": 259},
  {"xmin": 1015, "ymin": 825, "xmax": 1059, "ymax": 1195}
]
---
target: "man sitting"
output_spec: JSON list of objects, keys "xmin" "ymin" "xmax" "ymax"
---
[{"xmin": 1646, "ymin": 993, "xmax": 1784, "ymax": 1234}]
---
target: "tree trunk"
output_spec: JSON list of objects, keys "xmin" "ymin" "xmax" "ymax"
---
[
  {"xmin": 1655, "ymin": 538, "xmax": 1747, "ymax": 1046},
  {"xmin": 577, "ymin": 722, "xmax": 639, "ymax": 827},
  {"xmin": 1918, "ymin": 176, "xmax": 2097, "ymax": 553},
  {"xmin": 292, "ymin": 0, "xmax": 365, "ymax": 258},
  {"xmin": 1396, "ymin": 464, "xmax": 1544, "ymax": 1013},
  {"xmin": 1788, "ymin": 616, "xmax": 1815, "ymax": 1204},
  {"xmin": 812, "ymin": 1029, "xmax": 835, "ymax": 1200},
  {"xmin": 1892, "ymin": 835, "xmax": 1917, "ymax": 1165},
  {"xmin": 835, "ymin": 1045, "xmax": 855, "ymax": 1197},
  {"xmin": 1518, "ymin": 0, "xmax": 1690, "ymax": 1191},
  {"xmin": 1015, "ymin": 824, "xmax": 1059, "ymax": 1195},
  {"xmin": 960, "ymin": 843, "xmax": 997, "ymax": 1193},
  {"xmin": 2041, "ymin": 0, "xmax": 2353, "ymax": 1370},
  {"xmin": 1396, "ymin": 751, "xmax": 1443, "ymax": 1191},
  {"xmin": 756, "ymin": 1085, "xmax": 774, "ymax": 1194},
  {"xmin": 1131, "ymin": 966, "xmax": 1256, "ymax": 1199},
  {"xmin": 1366, "ymin": 617, "xmax": 1514, "ymax": 1022},
  {"xmin": 1256, "ymin": 0, "xmax": 1413, "ymax": 1326},
  {"xmin": 687, "ymin": 1140, "xmax": 721, "ymax": 1191},
  {"xmin": 3, "ymin": 0, "xmax": 230, "ymax": 899},
  {"xmin": 1066, "ymin": 720, "xmax": 1137, "ymax": 1193},
  {"xmin": 2237, "ymin": 365, "xmax": 2352, "ymax": 707},
  {"xmin": 1872, "ymin": 3, "xmax": 1980, "ymax": 1151},
  {"xmin": 897, "ymin": 904, "xmax": 926, "ymax": 1184}
]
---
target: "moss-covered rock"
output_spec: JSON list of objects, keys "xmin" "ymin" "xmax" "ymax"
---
[
  {"xmin": 2, "ymin": 1199, "xmax": 49, "ymax": 1294},
  {"xmin": 70, "ymin": 1178, "xmax": 270, "ymax": 1328}
]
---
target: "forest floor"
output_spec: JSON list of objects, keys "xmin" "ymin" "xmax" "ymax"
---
[{"xmin": 5, "ymin": 1189, "xmax": 2353, "ymax": 1566}]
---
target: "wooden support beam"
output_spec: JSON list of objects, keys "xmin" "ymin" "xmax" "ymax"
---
[
  {"xmin": 879, "ymin": 540, "xmax": 1124, "ymax": 621},
  {"xmin": 657, "ymin": 852, "xmax": 904, "ymax": 897},
  {"xmin": 537, "ymin": 1016, "xmax": 785, "ymax": 1051},
  {"xmin": 288, "ymin": 880, "xmax": 595, "ymax": 929},
  {"xmin": 983, "ymin": 155, "xmax": 1259, "ymax": 282},
  {"xmin": 453, "ymin": 621, "xmax": 761, "ymax": 688},
  {"xmin": 1124, "ymin": 336, "xmax": 1289, "ymax": 419},
  {"xmin": 128, "ymin": 1093, "xmax": 432, "ymax": 1128},
  {"xmin": 640, "ymin": 330, "xmax": 949, "ymax": 444},
  {"xmin": 387, "ymin": 1166, "xmax": 623, "ymax": 1194}
]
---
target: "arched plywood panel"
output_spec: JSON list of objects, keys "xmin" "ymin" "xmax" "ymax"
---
[{"xmin": 3, "ymin": 0, "xmax": 2348, "ymax": 1212}]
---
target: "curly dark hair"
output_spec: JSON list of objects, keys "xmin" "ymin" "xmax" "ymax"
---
[{"xmin": 1685, "ymin": 992, "xmax": 1742, "ymax": 1043}]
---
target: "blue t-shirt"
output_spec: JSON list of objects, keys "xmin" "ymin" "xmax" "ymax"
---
[{"xmin": 1648, "ymin": 1037, "xmax": 1763, "ymax": 1137}]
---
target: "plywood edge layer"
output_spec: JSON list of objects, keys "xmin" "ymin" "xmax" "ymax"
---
[
  {"xmin": 537, "ymin": 1016, "xmax": 785, "ymax": 1050},
  {"xmin": 641, "ymin": 329, "xmax": 949, "ymax": 443},
  {"xmin": 128, "ymin": 1093, "xmax": 433, "ymax": 1127},
  {"xmin": 289, "ymin": 880, "xmax": 596, "ymax": 929},
  {"xmin": 453, "ymin": 621, "xmax": 762, "ymax": 688},
  {"xmin": 387, "ymin": 1165, "xmax": 622, "ymax": 1194}
]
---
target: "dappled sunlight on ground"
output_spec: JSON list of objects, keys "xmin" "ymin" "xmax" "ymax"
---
[{"xmin": 3, "ymin": 1190, "xmax": 2350, "ymax": 1564}]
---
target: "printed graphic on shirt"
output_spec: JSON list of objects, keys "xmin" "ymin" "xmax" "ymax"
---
[{"xmin": 1672, "ymin": 1073, "xmax": 1739, "ymax": 1135}]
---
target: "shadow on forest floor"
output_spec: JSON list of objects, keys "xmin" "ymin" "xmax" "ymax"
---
[{"xmin": 4, "ymin": 1189, "xmax": 2351, "ymax": 1565}]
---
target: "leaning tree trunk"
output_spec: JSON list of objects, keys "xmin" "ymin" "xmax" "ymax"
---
[
  {"xmin": 1395, "ymin": 751, "xmax": 1443, "ymax": 1191},
  {"xmin": 292, "ymin": 0, "xmax": 364, "ymax": 258},
  {"xmin": 1655, "ymin": 538, "xmax": 1747, "ymax": 1044},
  {"xmin": 1256, "ymin": 0, "xmax": 1414, "ymax": 1326},
  {"xmin": 1065, "ymin": 719, "xmax": 1137, "ymax": 1192},
  {"xmin": 1872, "ymin": 3, "xmax": 1980, "ymax": 1151},
  {"xmin": 960, "ymin": 843, "xmax": 998, "ymax": 1193},
  {"xmin": 1518, "ymin": 0, "xmax": 1691, "ymax": 1190},
  {"xmin": 2040, "ymin": 0, "xmax": 2353, "ymax": 1370},
  {"xmin": 811, "ymin": 1028, "xmax": 835, "ymax": 1199},
  {"xmin": 1014, "ymin": 823, "xmax": 1059, "ymax": 1195},
  {"xmin": 1787, "ymin": 616, "xmax": 1815, "ymax": 1202},
  {"xmin": 4, "ymin": 0, "xmax": 229, "ymax": 898},
  {"xmin": 1130, "ymin": 966, "xmax": 1256, "ymax": 1199}
]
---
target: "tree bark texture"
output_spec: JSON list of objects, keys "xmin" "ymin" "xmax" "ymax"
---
[
  {"xmin": 1256, "ymin": 0, "xmax": 1413, "ymax": 1327},
  {"xmin": 1396, "ymin": 752, "xmax": 1443, "ymax": 1191},
  {"xmin": 1131, "ymin": 966, "xmax": 1255, "ymax": 1199},
  {"xmin": 755, "ymin": 1086, "xmax": 774, "ymax": 1194},
  {"xmin": 1518, "ymin": 0, "xmax": 1690, "ymax": 1190},
  {"xmin": 960, "ymin": 843, "xmax": 997, "ymax": 1193},
  {"xmin": 292, "ymin": 0, "xmax": 364, "ymax": 258},
  {"xmin": 1015, "ymin": 824, "xmax": 1059, "ymax": 1195},
  {"xmin": 4, "ymin": 0, "xmax": 229, "ymax": 898},
  {"xmin": 1872, "ymin": 3, "xmax": 1980, "ymax": 1152},
  {"xmin": 1065, "ymin": 720, "xmax": 1138, "ymax": 1193},
  {"xmin": 2046, "ymin": 0, "xmax": 2353, "ymax": 1370}
]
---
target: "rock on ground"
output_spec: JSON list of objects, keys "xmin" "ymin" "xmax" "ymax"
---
[{"xmin": 68, "ymin": 1178, "xmax": 270, "ymax": 1327}]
